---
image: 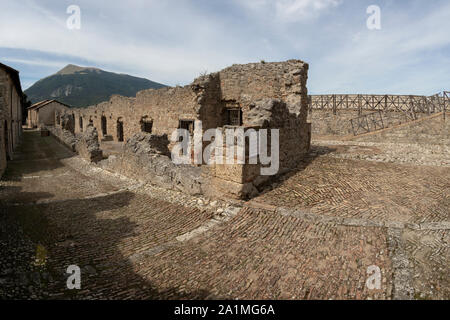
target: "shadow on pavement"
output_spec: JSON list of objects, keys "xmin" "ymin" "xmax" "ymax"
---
[{"xmin": 1, "ymin": 186, "xmax": 213, "ymax": 300}]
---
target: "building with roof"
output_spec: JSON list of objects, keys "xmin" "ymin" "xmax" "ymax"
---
[
  {"xmin": 0, "ymin": 62, "xmax": 23, "ymax": 177},
  {"xmin": 27, "ymin": 99, "xmax": 71, "ymax": 128}
]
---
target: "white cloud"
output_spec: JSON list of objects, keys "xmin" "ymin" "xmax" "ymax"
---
[
  {"xmin": 0, "ymin": 0, "xmax": 251, "ymax": 85},
  {"xmin": 1, "ymin": 57, "xmax": 68, "ymax": 68},
  {"xmin": 237, "ymin": 0, "xmax": 342, "ymax": 21},
  {"xmin": 0, "ymin": 0, "xmax": 449, "ymax": 95},
  {"xmin": 275, "ymin": 0, "xmax": 342, "ymax": 21},
  {"xmin": 308, "ymin": 1, "xmax": 450, "ymax": 95}
]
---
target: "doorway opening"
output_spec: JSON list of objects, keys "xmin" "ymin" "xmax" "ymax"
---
[
  {"xmin": 101, "ymin": 115, "xmax": 107, "ymax": 135},
  {"xmin": 4, "ymin": 121, "xmax": 10, "ymax": 160},
  {"xmin": 117, "ymin": 118, "xmax": 124, "ymax": 142}
]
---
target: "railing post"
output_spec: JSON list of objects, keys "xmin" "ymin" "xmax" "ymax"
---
[
  {"xmin": 351, "ymin": 119, "xmax": 356, "ymax": 136},
  {"xmin": 424, "ymin": 96, "xmax": 430, "ymax": 115},
  {"xmin": 409, "ymin": 95, "xmax": 415, "ymax": 120},
  {"xmin": 358, "ymin": 94, "xmax": 362, "ymax": 116},
  {"xmin": 444, "ymin": 92, "xmax": 447, "ymax": 121},
  {"xmin": 333, "ymin": 95, "xmax": 337, "ymax": 115}
]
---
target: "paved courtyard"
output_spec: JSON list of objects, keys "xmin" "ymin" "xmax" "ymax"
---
[{"xmin": 0, "ymin": 131, "xmax": 448, "ymax": 299}]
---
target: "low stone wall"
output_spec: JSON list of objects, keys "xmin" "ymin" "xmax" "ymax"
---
[
  {"xmin": 354, "ymin": 113, "xmax": 449, "ymax": 146},
  {"xmin": 103, "ymin": 133, "xmax": 204, "ymax": 196},
  {"xmin": 76, "ymin": 126, "xmax": 103, "ymax": 163},
  {"xmin": 47, "ymin": 125, "xmax": 78, "ymax": 151},
  {"xmin": 47, "ymin": 125, "xmax": 103, "ymax": 162},
  {"xmin": 309, "ymin": 110, "xmax": 437, "ymax": 137}
]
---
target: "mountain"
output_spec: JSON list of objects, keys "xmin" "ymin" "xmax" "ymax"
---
[{"xmin": 25, "ymin": 64, "xmax": 167, "ymax": 107}]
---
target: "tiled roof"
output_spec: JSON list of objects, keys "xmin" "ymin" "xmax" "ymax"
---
[
  {"xmin": 28, "ymin": 99, "xmax": 53, "ymax": 110},
  {"xmin": 27, "ymin": 99, "xmax": 73, "ymax": 110}
]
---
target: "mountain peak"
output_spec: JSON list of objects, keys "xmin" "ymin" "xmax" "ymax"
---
[
  {"xmin": 26, "ymin": 65, "xmax": 167, "ymax": 107},
  {"xmin": 57, "ymin": 64, "xmax": 101, "ymax": 75}
]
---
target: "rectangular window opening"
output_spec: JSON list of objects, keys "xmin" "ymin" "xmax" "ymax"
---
[
  {"xmin": 141, "ymin": 120, "xmax": 153, "ymax": 133},
  {"xmin": 226, "ymin": 108, "xmax": 242, "ymax": 126},
  {"xmin": 178, "ymin": 119, "xmax": 194, "ymax": 143},
  {"xmin": 179, "ymin": 120, "xmax": 194, "ymax": 135}
]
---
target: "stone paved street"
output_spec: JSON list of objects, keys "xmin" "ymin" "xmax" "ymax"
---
[{"xmin": 0, "ymin": 131, "xmax": 448, "ymax": 299}]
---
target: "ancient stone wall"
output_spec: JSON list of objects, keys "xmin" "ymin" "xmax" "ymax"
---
[
  {"xmin": 204, "ymin": 98, "xmax": 311, "ymax": 199},
  {"xmin": 47, "ymin": 125, "xmax": 78, "ymax": 152},
  {"xmin": 76, "ymin": 125, "xmax": 103, "ymax": 162},
  {"xmin": 47, "ymin": 124, "xmax": 103, "ymax": 162},
  {"xmin": 57, "ymin": 60, "xmax": 311, "ymax": 199},
  {"xmin": 309, "ymin": 109, "xmax": 445, "ymax": 137},
  {"xmin": 0, "ymin": 65, "xmax": 23, "ymax": 176},
  {"xmin": 200, "ymin": 61, "xmax": 310, "ymax": 199},
  {"xmin": 218, "ymin": 60, "xmax": 309, "ymax": 124},
  {"xmin": 105, "ymin": 133, "xmax": 203, "ymax": 195},
  {"xmin": 354, "ymin": 113, "xmax": 450, "ymax": 146},
  {"xmin": 309, "ymin": 110, "xmax": 370, "ymax": 136},
  {"xmin": 66, "ymin": 87, "xmax": 197, "ymax": 145},
  {"xmin": 0, "ymin": 96, "xmax": 6, "ymax": 177}
]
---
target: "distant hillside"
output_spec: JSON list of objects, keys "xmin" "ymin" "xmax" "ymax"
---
[{"xmin": 25, "ymin": 64, "xmax": 167, "ymax": 107}]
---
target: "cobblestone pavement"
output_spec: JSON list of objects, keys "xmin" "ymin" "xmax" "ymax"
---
[{"xmin": 0, "ymin": 132, "xmax": 448, "ymax": 299}]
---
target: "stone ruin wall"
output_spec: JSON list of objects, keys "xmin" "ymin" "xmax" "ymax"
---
[
  {"xmin": 201, "ymin": 60, "xmax": 311, "ymax": 198},
  {"xmin": 46, "ymin": 123, "xmax": 103, "ymax": 163},
  {"xmin": 353, "ymin": 113, "xmax": 450, "ymax": 146},
  {"xmin": 217, "ymin": 61, "xmax": 309, "ymax": 123},
  {"xmin": 0, "ymin": 92, "xmax": 6, "ymax": 177},
  {"xmin": 69, "ymin": 87, "xmax": 198, "ymax": 145},
  {"xmin": 0, "ymin": 68, "xmax": 23, "ymax": 177},
  {"xmin": 55, "ymin": 60, "xmax": 311, "ymax": 199},
  {"xmin": 309, "ymin": 109, "xmax": 423, "ymax": 137}
]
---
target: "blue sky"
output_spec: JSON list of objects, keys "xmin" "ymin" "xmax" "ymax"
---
[{"xmin": 0, "ymin": 0, "xmax": 449, "ymax": 94}]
